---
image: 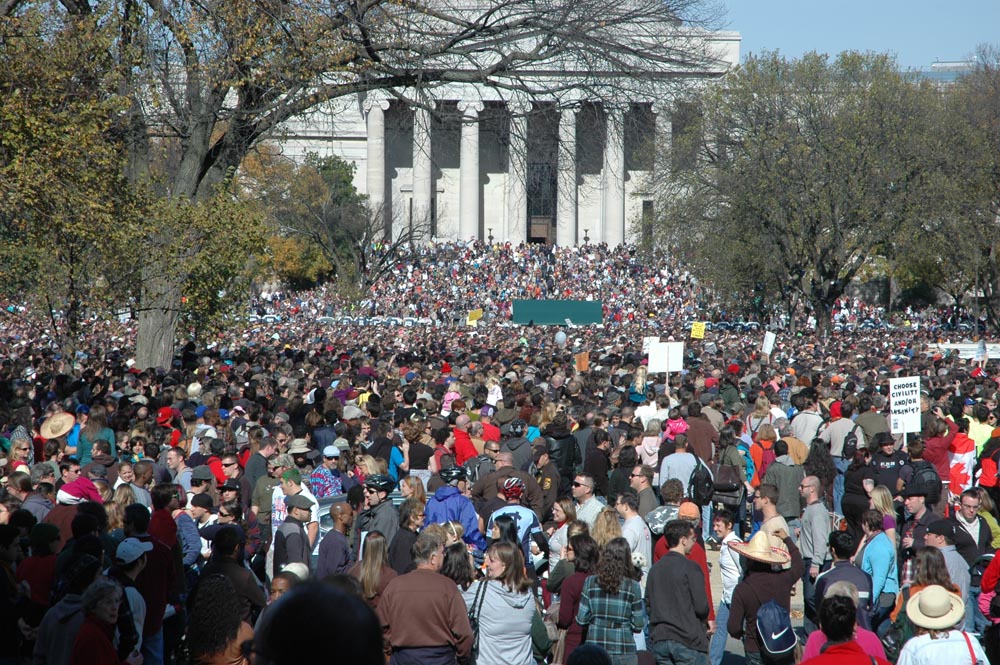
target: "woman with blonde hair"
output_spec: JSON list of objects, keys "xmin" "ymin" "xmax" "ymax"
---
[
  {"xmin": 113, "ymin": 484, "xmax": 136, "ymax": 510},
  {"xmin": 745, "ymin": 395, "xmax": 774, "ymax": 440},
  {"xmin": 349, "ymin": 531, "xmax": 397, "ymax": 611},
  {"xmin": 398, "ymin": 476, "xmax": 426, "ymax": 504},
  {"xmin": 868, "ymin": 485, "xmax": 898, "ymax": 545},
  {"xmin": 592, "ymin": 507, "xmax": 622, "ymax": 548}
]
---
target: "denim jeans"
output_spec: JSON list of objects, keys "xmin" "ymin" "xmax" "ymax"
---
[
  {"xmin": 708, "ymin": 601, "xmax": 730, "ymax": 665},
  {"xmin": 702, "ymin": 503, "xmax": 713, "ymax": 542},
  {"xmin": 833, "ymin": 458, "xmax": 850, "ymax": 515},
  {"xmin": 966, "ymin": 585, "xmax": 987, "ymax": 633},
  {"xmin": 141, "ymin": 629, "xmax": 164, "ymax": 665},
  {"xmin": 801, "ymin": 557, "xmax": 817, "ymax": 634},
  {"xmin": 652, "ymin": 639, "xmax": 708, "ymax": 665}
]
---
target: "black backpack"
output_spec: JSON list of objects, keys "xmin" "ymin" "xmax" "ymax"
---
[
  {"xmin": 689, "ymin": 458, "xmax": 715, "ymax": 506},
  {"xmin": 464, "ymin": 454, "xmax": 494, "ymax": 485},
  {"xmin": 908, "ymin": 461, "xmax": 941, "ymax": 505},
  {"xmin": 842, "ymin": 423, "xmax": 860, "ymax": 460}
]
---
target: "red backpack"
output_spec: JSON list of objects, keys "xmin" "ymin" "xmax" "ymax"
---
[{"xmin": 754, "ymin": 440, "xmax": 777, "ymax": 480}]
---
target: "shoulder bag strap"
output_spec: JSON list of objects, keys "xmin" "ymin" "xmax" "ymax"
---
[
  {"xmin": 472, "ymin": 579, "xmax": 489, "ymax": 645},
  {"xmin": 962, "ymin": 631, "xmax": 978, "ymax": 665}
]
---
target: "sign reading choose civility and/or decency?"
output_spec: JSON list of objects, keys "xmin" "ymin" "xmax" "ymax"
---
[{"xmin": 889, "ymin": 376, "xmax": 921, "ymax": 434}]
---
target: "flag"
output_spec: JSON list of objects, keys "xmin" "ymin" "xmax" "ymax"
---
[{"xmin": 948, "ymin": 432, "xmax": 976, "ymax": 496}]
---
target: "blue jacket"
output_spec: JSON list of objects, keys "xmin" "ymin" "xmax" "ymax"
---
[
  {"xmin": 424, "ymin": 486, "xmax": 487, "ymax": 550},
  {"xmin": 861, "ymin": 531, "xmax": 899, "ymax": 600}
]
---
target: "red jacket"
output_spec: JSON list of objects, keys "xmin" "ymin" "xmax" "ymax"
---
[
  {"xmin": 800, "ymin": 639, "xmax": 891, "ymax": 665},
  {"xmin": 453, "ymin": 430, "xmax": 478, "ymax": 467},
  {"xmin": 924, "ymin": 418, "xmax": 957, "ymax": 479},
  {"xmin": 654, "ymin": 537, "xmax": 715, "ymax": 621},
  {"xmin": 70, "ymin": 616, "xmax": 125, "ymax": 665}
]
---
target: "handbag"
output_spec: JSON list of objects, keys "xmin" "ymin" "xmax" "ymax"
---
[
  {"xmin": 542, "ymin": 599, "xmax": 567, "ymax": 663},
  {"xmin": 467, "ymin": 580, "xmax": 489, "ymax": 664}
]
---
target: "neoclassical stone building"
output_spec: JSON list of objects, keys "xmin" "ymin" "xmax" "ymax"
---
[{"xmin": 278, "ymin": 30, "xmax": 740, "ymax": 246}]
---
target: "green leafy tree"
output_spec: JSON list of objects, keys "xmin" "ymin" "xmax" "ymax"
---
[{"xmin": 651, "ymin": 51, "xmax": 945, "ymax": 335}]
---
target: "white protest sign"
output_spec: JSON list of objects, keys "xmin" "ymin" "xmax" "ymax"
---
[
  {"xmin": 642, "ymin": 336, "xmax": 659, "ymax": 354},
  {"xmin": 889, "ymin": 376, "xmax": 921, "ymax": 434},
  {"xmin": 647, "ymin": 342, "xmax": 669, "ymax": 373},
  {"xmin": 666, "ymin": 341, "xmax": 684, "ymax": 372},
  {"xmin": 761, "ymin": 331, "xmax": 776, "ymax": 356},
  {"xmin": 648, "ymin": 341, "xmax": 684, "ymax": 373}
]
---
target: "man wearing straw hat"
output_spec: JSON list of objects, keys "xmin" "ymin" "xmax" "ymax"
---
[{"xmin": 727, "ymin": 528, "xmax": 805, "ymax": 665}]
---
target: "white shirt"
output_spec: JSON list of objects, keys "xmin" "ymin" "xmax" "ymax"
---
[
  {"xmin": 897, "ymin": 629, "xmax": 987, "ymax": 665},
  {"xmin": 621, "ymin": 514, "xmax": 652, "ymax": 576},
  {"xmin": 270, "ymin": 484, "xmax": 319, "ymax": 536},
  {"xmin": 718, "ymin": 531, "xmax": 743, "ymax": 603}
]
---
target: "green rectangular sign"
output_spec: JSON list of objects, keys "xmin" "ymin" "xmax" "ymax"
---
[{"xmin": 511, "ymin": 300, "xmax": 604, "ymax": 325}]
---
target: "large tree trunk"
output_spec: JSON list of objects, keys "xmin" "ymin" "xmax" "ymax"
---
[{"xmin": 135, "ymin": 271, "xmax": 182, "ymax": 369}]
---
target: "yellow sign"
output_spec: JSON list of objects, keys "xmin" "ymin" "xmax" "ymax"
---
[
  {"xmin": 690, "ymin": 322, "xmax": 706, "ymax": 339},
  {"xmin": 466, "ymin": 308, "xmax": 483, "ymax": 327}
]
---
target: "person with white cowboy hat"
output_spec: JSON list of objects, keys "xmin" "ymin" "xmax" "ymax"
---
[
  {"xmin": 726, "ymin": 528, "xmax": 804, "ymax": 665},
  {"xmin": 896, "ymin": 584, "xmax": 987, "ymax": 665}
]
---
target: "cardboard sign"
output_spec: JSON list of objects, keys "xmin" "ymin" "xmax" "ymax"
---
[
  {"xmin": 889, "ymin": 376, "xmax": 921, "ymax": 434},
  {"xmin": 762, "ymin": 331, "xmax": 776, "ymax": 356},
  {"xmin": 575, "ymin": 352, "xmax": 589, "ymax": 373},
  {"xmin": 690, "ymin": 322, "xmax": 706, "ymax": 339}
]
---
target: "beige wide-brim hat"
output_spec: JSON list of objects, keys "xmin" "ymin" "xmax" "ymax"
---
[
  {"xmin": 906, "ymin": 585, "xmax": 965, "ymax": 630},
  {"xmin": 40, "ymin": 412, "xmax": 75, "ymax": 440},
  {"xmin": 730, "ymin": 531, "xmax": 791, "ymax": 565}
]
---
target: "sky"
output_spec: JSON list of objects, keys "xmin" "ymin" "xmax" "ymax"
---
[{"xmin": 720, "ymin": 1, "xmax": 1000, "ymax": 70}]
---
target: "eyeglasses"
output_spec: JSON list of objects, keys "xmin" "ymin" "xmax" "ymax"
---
[
  {"xmin": 364, "ymin": 488, "xmax": 378, "ymax": 494},
  {"xmin": 962, "ymin": 503, "xmax": 981, "ymax": 510},
  {"xmin": 219, "ymin": 512, "xmax": 231, "ymax": 518},
  {"xmin": 486, "ymin": 448, "xmax": 501, "ymax": 453},
  {"xmin": 222, "ymin": 462, "xmax": 237, "ymax": 467},
  {"xmin": 572, "ymin": 482, "xmax": 590, "ymax": 489},
  {"xmin": 629, "ymin": 473, "xmax": 643, "ymax": 478}
]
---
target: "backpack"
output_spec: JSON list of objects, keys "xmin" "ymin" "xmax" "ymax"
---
[
  {"xmin": 754, "ymin": 440, "xmax": 777, "ymax": 480},
  {"xmin": 908, "ymin": 461, "xmax": 941, "ymax": 505},
  {"xmin": 464, "ymin": 454, "xmax": 494, "ymax": 485},
  {"xmin": 756, "ymin": 598, "xmax": 796, "ymax": 660},
  {"xmin": 841, "ymin": 423, "xmax": 860, "ymax": 460},
  {"xmin": 880, "ymin": 586, "xmax": 916, "ymax": 662},
  {"xmin": 688, "ymin": 458, "xmax": 715, "ymax": 506}
]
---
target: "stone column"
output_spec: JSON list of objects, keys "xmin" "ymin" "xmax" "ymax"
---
[
  {"xmin": 412, "ymin": 105, "xmax": 433, "ymax": 235},
  {"xmin": 556, "ymin": 108, "xmax": 577, "ymax": 246},
  {"xmin": 457, "ymin": 101, "xmax": 484, "ymax": 241},
  {"xmin": 506, "ymin": 101, "xmax": 528, "ymax": 244},
  {"xmin": 652, "ymin": 101, "xmax": 672, "ymax": 175},
  {"xmin": 364, "ymin": 96, "xmax": 391, "ymax": 237},
  {"xmin": 602, "ymin": 105, "xmax": 625, "ymax": 246}
]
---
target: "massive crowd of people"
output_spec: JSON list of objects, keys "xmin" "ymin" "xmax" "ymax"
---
[{"xmin": 0, "ymin": 243, "xmax": 997, "ymax": 665}]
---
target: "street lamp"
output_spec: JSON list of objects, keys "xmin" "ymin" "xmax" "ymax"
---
[
  {"xmin": 487, "ymin": 227, "xmax": 494, "ymax": 245},
  {"xmin": 583, "ymin": 228, "xmax": 590, "ymax": 244}
]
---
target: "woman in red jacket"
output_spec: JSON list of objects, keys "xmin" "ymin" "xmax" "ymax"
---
[{"xmin": 71, "ymin": 578, "xmax": 142, "ymax": 665}]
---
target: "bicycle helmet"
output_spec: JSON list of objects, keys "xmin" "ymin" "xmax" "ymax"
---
[
  {"xmin": 439, "ymin": 466, "xmax": 467, "ymax": 485},
  {"xmin": 363, "ymin": 474, "xmax": 396, "ymax": 495},
  {"xmin": 500, "ymin": 476, "xmax": 525, "ymax": 500}
]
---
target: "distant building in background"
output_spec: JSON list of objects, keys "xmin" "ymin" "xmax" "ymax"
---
[
  {"xmin": 275, "ymin": 29, "xmax": 740, "ymax": 246},
  {"xmin": 914, "ymin": 60, "xmax": 974, "ymax": 85}
]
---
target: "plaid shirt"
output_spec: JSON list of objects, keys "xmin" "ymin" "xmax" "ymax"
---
[{"xmin": 575, "ymin": 575, "xmax": 645, "ymax": 655}]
